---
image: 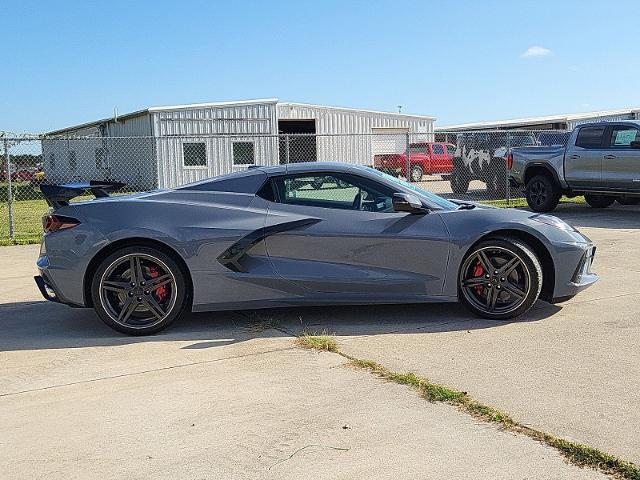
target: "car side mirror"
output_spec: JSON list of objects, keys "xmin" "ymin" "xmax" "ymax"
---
[
  {"xmin": 393, "ymin": 193, "xmax": 427, "ymax": 214},
  {"xmin": 630, "ymin": 141, "xmax": 640, "ymax": 149}
]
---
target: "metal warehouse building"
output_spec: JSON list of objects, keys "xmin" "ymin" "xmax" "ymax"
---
[
  {"xmin": 43, "ymin": 99, "xmax": 435, "ymax": 189},
  {"xmin": 436, "ymin": 107, "xmax": 640, "ymax": 132}
]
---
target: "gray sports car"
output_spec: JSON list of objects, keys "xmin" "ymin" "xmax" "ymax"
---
[{"xmin": 35, "ymin": 162, "xmax": 598, "ymax": 335}]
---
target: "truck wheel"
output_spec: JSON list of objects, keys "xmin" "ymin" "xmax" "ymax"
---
[
  {"xmin": 487, "ymin": 159, "xmax": 507, "ymax": 198},
  {"xmin": 410, "ymin": 165, "xmax": 424, "ymax": 182},
  {"xmin": 617, "ymin": 196, "xmax": 640, "ymax": 205},
  {"xmin": 525, "ymin": 174, "xmax": 560, "ymax": 212},
  {"xmin": 585, "ymin": 194, "xmax": 615, "ymax": 208},
  {"xmin": 450, "ymin": 167, "xmax": 470, "ymax": 194}
]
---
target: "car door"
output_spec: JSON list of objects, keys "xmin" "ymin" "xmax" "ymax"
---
[
  {"xmin": 565, "ymin": 125, "xmax": 606, "ymax": 189},
  {"xmin": 601, "ymin": 124, "xmax": 640, "ymax": 191},
  {"xmin": 263, "ymin": 172, "xmax": 450, "ymax": 298}
]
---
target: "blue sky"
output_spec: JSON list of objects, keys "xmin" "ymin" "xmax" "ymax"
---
[{"xmin": 3, "ymin": 0, "xmax": 640, "ymax": 132}]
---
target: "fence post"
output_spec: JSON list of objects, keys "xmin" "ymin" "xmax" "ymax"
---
[
  {"xmin": 4, "ymin": 138, "xmax": 14, "ymax": 241},
  {"xmin": 506, "ymin": 133, "xmax": 511, "ymax": 206},
  {"xmin": 405, "ymin": 132, "xmax": 411, "ymax": 182},
  {"xmin": 285, "ymin": 134, "xmax": 290, "ymax": 164}
]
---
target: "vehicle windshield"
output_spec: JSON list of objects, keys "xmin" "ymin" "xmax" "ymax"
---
[
  {"xmin": 363, "ymin": 167, "xmax": 458, "ymax": 210},
  {"xmin": 509, "ymin": 134, "xmax": 537, "ymax": 147}
]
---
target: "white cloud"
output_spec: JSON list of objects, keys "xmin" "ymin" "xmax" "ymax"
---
[{"xmin": 521, "ymin": 46, "xmax": 552, "ymax": 58}]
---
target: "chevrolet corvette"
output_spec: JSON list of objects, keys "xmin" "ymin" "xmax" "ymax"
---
[{"xmin": 35, "ymin": 162, "xmax": 598, "ymax": 335}]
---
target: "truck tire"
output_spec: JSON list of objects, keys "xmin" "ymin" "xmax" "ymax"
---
[
  {"xmin": 585, "ymin": 194, "xmax": 615, "ymax": 208},
  {"xmin": 410, "ymin": 164, "xmax": 424, "ymax": 182},
  {"xmin": 487, "ymin": 159, "xmax": 507, "ymax": 198},
  {"xmin": 525, "ymin": 174, "xmax": 560, "ymax": 212},
  {"xmin": 450, "ymin": 163, "xmax": 470, "ymax": 194},
  {"xmin": 617, "ymin": 196, "xmax": 640, "ymax": 205}
]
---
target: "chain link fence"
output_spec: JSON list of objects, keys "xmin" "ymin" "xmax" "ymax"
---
[{"xmin": 1, "ymin": 130, "xmax": 568, "ymax": 244}]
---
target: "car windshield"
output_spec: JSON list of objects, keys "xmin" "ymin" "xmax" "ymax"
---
[{"xmin": 363, "ymin": 167, "xmax": 458, "ymax": 210}]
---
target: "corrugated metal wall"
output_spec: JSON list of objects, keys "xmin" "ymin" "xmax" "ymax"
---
[
  {"xmin": 277, "ymin": 104, "xmax": 434, "ymax": 165},
  {"xmin": 42, "ymin": 115, "xmax": 156, "ymax": 189},
  {"xmin": 152, "ymin": 102, "xmax": 279, "ymax": 188}
]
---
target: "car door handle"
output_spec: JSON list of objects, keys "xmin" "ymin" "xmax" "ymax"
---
[
  {"xmin": 569, "ymin": 154, "xmax": 580, "ymax": 160},
  {"xmin": 604, "ymin": 154, "xmax": 617, "ymax": 160}
]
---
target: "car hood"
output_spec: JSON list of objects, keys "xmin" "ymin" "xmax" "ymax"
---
[{"xmin": 437, "ymin": 204, "xmax": 590, "ymax": 245}]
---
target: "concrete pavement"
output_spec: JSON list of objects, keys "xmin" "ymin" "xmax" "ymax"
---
[{"xmin": 1, "ymin": 204, "xmax": 637, "ymax": 478}]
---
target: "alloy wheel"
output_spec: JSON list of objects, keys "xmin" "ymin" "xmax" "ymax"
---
[
  {"xmin": 528, "ymin": 180, "xmax": 547, "ymax": 207},
  {"xmin": 460, "ymin": 246, "xmax": 531, "ymax": 315},
  {"xmin": 99, "ymin": 253, "xmax": 178, "ymax": 329}
]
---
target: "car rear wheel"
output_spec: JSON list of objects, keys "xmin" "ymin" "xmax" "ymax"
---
[
  {"xmin": 410, "ymin": 165, "xmax": 424, "ymax": 182},
  {"xmin": 584, "ymin": 194, "xmax": 615, "ymax": 208},
  {"xmin": 525, "ymin": 174, "xmax": 560, "ymax": 212},
  {"xmin": 458, "ymin": 238, "xmax": 542, "ymax": 320},
  {"xmin": 91, "ymin": 246, "xmax": 187, "ymax": 335}
]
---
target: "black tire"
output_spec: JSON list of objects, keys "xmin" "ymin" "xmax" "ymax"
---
[
  {"xmin": 525, "ymin": 174, "xmax": 560, "ymax": 212},
  {"xmin": 450, "ymin": 164, "xmax": 470, "ymax": 194},
  {"xmin": 91, "ymin": 245, "xmax": 188, "ymax": 335},
  {"xmin": 410, "ymin": 164, "xmax": 424, "ymax": 182},
  {"xmin": 486, "ymin": 159, "xmax": 507, "ymax": 198},
  {"xmin": 617, "ymin": 196, "xmax": 640, "ymax": 206},
  {"xmin": 584, "ymin": 194, "xmax": 615, "ymax": 209},
  {"xmin": 458, "ymin": 237, "xmax": 542, "ymax": 320}
]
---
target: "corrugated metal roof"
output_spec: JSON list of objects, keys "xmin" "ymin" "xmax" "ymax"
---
[
  {"xmin": 437, "ymin": 108, "xmax": 640, "ymax": 131},
  {"xmin": 48, "ymin": 98, "xmax": 435, "ymax": 135},
  {"xmin": 148, "ymin": 98, "xmax": 279, "ymax": 112},
  {"xmin": 279, "ymin": 102, "xmax": 435, "ymax": 120}
]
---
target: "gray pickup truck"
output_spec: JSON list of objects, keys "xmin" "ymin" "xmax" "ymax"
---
[{"xmin": 509, "ymin": 120, "xmax": 640, "ymax": 212}]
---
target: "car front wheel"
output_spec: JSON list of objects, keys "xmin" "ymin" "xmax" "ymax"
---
[
  {"xmin": 458, "ymin": 238, "xmax": 542, "ymax": 320},
  {"xmin": 91, "ymin": 246, "xmax": 188, "ymax": 335}
]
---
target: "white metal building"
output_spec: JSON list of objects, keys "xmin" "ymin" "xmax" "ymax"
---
[
  {"xmin": 436, "ymin": 108, "xmax": 640, "ymax": 132},
  {"xmin": 43, "ymin": 99, "xmax": 435, "ymax": 189}
]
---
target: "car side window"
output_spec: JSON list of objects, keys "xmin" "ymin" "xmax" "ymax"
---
[
  {"xmin": 608, "ymin": 126, "xmax": 640, "ymax": 148},
  {"xmin": 446, "ymin": 144, "xmax": 456, "ymax": 155},
  {"xmin": 575, "ymin": 126, "xmax": 606, "ymax": 149},
  {"xmin": 272, "ymin": 173, "xmax": 395, "ymax": 212},
  {"xmin": 432, "ymin": 144, "xmax": 444, "ymax": 154}
]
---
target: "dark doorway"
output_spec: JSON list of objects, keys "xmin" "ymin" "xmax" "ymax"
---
[{"xmin": 278, "ymin": 119, "xmax": 317, "ymax": 164}]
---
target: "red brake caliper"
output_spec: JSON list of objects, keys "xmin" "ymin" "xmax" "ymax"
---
[
  {"xmin": 149, "ymin": 267, "xmax": 168, "ymax": 301},
  {"xmin": 473, "ymin": 262, "xmax": 484, "ymax": 295}
]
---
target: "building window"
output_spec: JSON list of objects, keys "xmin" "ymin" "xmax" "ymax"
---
[
  {"xmin": 233, "ymin": 142, "xmax": 255, "ymax": 165},
  {"xmin": 50, "ymin": 153, "xmax": 56, "ymax": 169},
  {"xmin": 95, "ymin": 147, "xmax": 107, "ymax": 169},
  {"xmin": 68, "ymin": 150, "xmax": 77, "ymax": 171},
  {"xmin": 183, "ymin": 142, "xmax": 207, "ymax": 167}
]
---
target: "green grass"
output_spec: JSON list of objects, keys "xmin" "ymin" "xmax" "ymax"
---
[
  {"xmin": 298, "ymin": 335, "xmax": 640, "ymax": 480},
  {"xmin": 485, "ymin": 195, "xmax": 586, "ymax": 209},
  {"xmin": 296, "ymin": 332, "xmax": 338, "ymax": 352},
  {"xmin": 0, "ymin": 198, "xmax": 48, "ymax": 245}
]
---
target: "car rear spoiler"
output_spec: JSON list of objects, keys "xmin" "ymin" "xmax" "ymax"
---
[{"xmin": 40, "ymin": 180, "xmax": 126, "ymax": 209}]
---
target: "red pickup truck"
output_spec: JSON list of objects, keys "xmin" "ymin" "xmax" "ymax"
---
[{"xmin": 373, "ymin": 142, "xmax": 456, "ymax": 182}]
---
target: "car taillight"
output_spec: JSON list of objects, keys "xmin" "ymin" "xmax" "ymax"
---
[
  {"xmin": 506, "ymin": 153, "xmax": 513, "ymax": 170},
  {"xmin": 43, "ymin": 215, "xmax": 80, "ymax": 233}
]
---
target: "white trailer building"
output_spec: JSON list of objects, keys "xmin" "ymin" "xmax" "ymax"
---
[{"xmin": 43, "ymin": 99, "xmax": 435, "ymax": 189}]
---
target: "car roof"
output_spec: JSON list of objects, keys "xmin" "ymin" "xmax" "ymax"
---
[{"xmin": 256, "ymin": 161, "xmax": 357, "ymax": 176}]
